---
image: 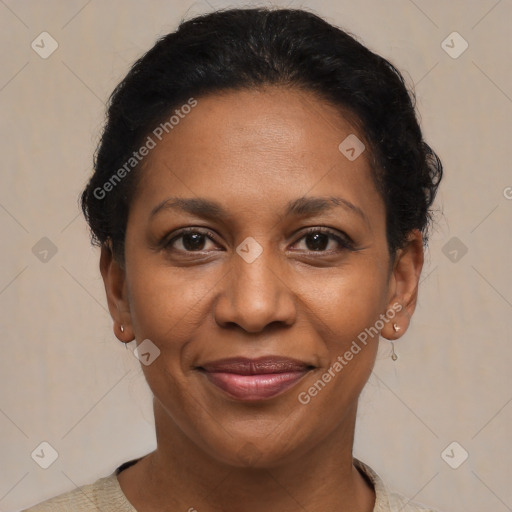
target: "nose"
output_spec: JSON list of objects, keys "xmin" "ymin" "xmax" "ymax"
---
[{"xmin": 213, "ymin": 248, "xmax": 297, "ymax": 333}]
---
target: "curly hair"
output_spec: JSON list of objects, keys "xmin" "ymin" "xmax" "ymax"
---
[{"xmin": 81, "ymin": 7, "xmax": 443, "ymax": 265}]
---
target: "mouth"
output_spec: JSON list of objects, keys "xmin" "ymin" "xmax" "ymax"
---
[{"xmin": 196, "ymin": 356, "xmax": 315, "ymax": 401}]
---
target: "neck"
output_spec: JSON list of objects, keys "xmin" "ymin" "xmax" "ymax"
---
[{"xmin": 118, "ymin": 399, "xmax": 375, "ymax": 512}]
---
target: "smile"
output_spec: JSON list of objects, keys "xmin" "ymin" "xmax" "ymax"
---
[{"xmin": 197, "ymin": 356, "xmax": 315, "ymax": 401}]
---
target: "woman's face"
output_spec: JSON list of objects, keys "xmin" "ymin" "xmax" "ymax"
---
[{"xmin": 102, "ymin": 86, "xmax": 422, "ymax": 467}]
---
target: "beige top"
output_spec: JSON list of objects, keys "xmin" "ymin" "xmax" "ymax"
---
[{"xmin": 23, "ymin": 457, "xmax": 440, "ymax": 511}]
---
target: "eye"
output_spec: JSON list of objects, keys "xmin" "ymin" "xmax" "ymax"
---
[
  {"xmin": 164, "ymin": 228, "xmax": 220, "ymax": 252},
  {"xmin": 292, "ymin": 227, "xmax": 353, "ymax": 252},
  {"xmin": 162, "ymin": 227, "xmax": 353, "ymax": 255}
]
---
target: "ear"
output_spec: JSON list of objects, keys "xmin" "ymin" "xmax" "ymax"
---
[
  {"xmin": 381, "ymin": 229, "xmax": 424, "ymax": 341},
  {"xmin": 99, "ymin": 241, "xmax": 134, "ymax": 343}
]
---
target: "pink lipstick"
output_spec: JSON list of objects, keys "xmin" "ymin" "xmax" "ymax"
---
[{"xmin": 198, "ymin": 356, "xmax": 313, "ymax": 401}]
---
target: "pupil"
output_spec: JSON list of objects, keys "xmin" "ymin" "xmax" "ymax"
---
[
  {"xmin": 183, "ymin": 233, "xmax": 205, "ymax": 251},
  {"xmin": 306, "ymin": 233, "xmax": 328, "ymax": 251},
  {"xmin": 181, "ymin": 233, "xmax": 330, "ymax": 251}
]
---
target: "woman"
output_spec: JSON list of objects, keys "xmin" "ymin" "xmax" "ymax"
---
[{"xmin": 25, "ymin": 7, "xmax": 443, "ymax": 512}]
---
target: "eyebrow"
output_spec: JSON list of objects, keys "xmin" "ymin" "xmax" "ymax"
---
[{"xmin": 149, "ymin": 195, "xmax": 368, "ymax": 225}]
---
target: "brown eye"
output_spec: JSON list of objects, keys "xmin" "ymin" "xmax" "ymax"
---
[
  {"xmin": 304, "ymin": 232, "xmax": 330, "ymax": 251},
  {"xmin": 292, "ymin": 228, "xmax": 353, "ymax": 252},
  {"xmin": 164, "ymin": 229, "xmax": 219, "ymax": 252},
  {"xmin": 181, "ymin": 233, "xmax": 207, "ymax": 251}
]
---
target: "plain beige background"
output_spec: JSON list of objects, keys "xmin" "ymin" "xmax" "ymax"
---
[{"xmin": 1, "ymin": 1, "xmax": 511, "ymax": 511}]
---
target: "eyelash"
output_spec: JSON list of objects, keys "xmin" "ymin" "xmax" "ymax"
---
[{"xmin": 163, "ymin": 227, "xmax": 354, "ymax": 254}]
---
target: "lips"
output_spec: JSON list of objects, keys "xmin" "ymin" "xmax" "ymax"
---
[{"xmin": 197, "ymin": 356, "xmax": 314, "ymax": 401}]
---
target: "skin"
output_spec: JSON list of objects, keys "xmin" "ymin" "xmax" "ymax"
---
[{"xmin": 100, "ymin": 86, "xmax": 424, "ymax": 512}]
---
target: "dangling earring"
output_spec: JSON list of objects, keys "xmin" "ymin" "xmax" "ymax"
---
[
  {"xmin": 390, "ymin": 341, "xmax": 398, "ymax": 361},
  {"xmin": 391, "ymin": 323, "xmax": 401, "ymax": 361}
]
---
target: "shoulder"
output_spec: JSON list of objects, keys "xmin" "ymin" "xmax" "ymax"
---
[
  {"xmin": 21, "ymin": 473, "xmax": 136, "ymax": 512},
  {"xmin": 387, "ymin": 489, "xmax": 442, "ymax": 512},
  {"xmin": 353, "ymin": 458, "xmax": 443, "ymax": 512}
]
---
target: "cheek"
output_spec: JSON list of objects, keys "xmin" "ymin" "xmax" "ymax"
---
[
  {"xmin": 293, "ymin": 270, "xmax": 385, "ymax": 420},
  {"xmin": 299, "ymin": 262, "xmax": 389, "ymax": 347},
  {"xmin": 126, "ymin": 257, "xmax": 220, "ymax": 341},
  {"xmin": 293, "ymin": 261, "xmax": 387, "ymax": 406}
]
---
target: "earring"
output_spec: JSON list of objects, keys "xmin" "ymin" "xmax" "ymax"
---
[
  {"xmin": 391, "ymin": 323, "xmax": 400, "ymax": 361},
  {"xmin": 390, "ymin": 342, "xmax": 398, "ymax": 361},
  {"xmin": 119, "ymin": 325, "xmax": 127, "ymax": 349}
]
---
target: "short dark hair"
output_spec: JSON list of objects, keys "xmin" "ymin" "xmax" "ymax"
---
[{"xmin": 81, "ymin": 7, "xmax": 443, "ymax": 265}]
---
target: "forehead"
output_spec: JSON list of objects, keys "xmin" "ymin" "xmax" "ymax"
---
[{"xmin": 129, "ymin": 86, "xmax": 384, "ymax": 226}]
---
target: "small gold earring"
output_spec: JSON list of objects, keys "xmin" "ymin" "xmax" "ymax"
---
[
  {"xmin": 390, "ymin": 341, "xmax": 398, "ymax": 361},
  {"xmin": 391, "ymin": 324, "xmax": 400, "ymax": 361}
]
